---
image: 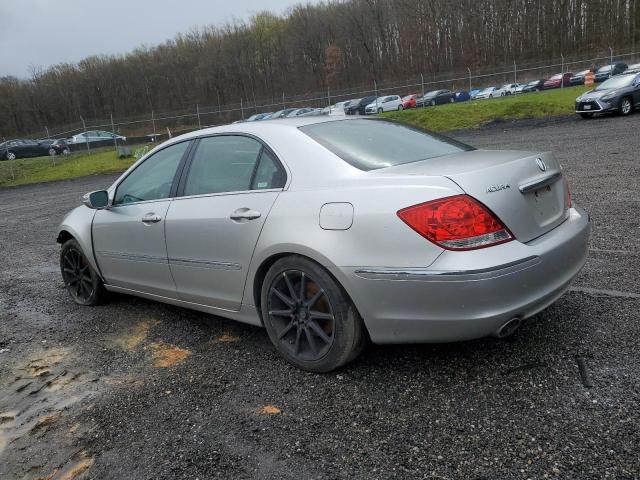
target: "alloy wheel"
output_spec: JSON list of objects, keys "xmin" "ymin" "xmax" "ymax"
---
[
  {"xmin": 61, "ymin": 247, "xmax": 95, "ymax": 303},
  {"xmin": 621, "ymin": 98, "xmax": 632, "ymax": 115},
  {"xmin": 7, "ymin": 152, "xmax": 16, "ymax": 160},
  {"xmin": 267, "ymin": 270, "xmax": 335, "ymax": 362}
]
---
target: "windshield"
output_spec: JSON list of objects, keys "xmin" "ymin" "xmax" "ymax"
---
[
  {"xmin": 480, "ymin": 87, "xmax": 494, "ymax": 93},
  {"xmin": 595, "ymin": 74, "xmax": 636, "ymax": 90},
  {"xmin": 598, "ymin": 65, "xmax": 612, "ymax": 73},
  {"xmin": 299, "ymin": 119, "xmax": 474, "ymax": 171}
]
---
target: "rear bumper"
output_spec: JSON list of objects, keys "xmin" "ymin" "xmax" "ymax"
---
[{"xmin": 335, "ymin": 206, "xmax": 590, "ymax": 344}]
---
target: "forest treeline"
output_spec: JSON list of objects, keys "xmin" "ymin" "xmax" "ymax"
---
[{"xmin": 0, "ymin": 0, "xmax": 638, "ymax": 137}]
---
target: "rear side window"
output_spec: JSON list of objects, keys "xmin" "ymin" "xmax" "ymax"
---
[
  {"xmin": 251, "ymin": 149, "xmax": 286, "ymax": 190},
  {"xmin": 299, "ymin": 119, "xmax": 473, "ymax": 171},
  {"xmin": 184, "ymin": 136, "xmax": 262, "ymax": 196}
]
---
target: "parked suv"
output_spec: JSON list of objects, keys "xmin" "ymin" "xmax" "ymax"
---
[
  {"xmin": 364, "ymin": 95, "xmax": 403, "ymax": 114},
  {"xmin": 595, "ymin": 63, "xmax": 628, "ymax": 82}
]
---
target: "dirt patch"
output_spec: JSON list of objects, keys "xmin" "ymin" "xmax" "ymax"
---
[
  {"xmin": 257, "ymin": 405, "xmax": 282, "ymax": 415},
  {"xmin": 30, "ymin": 415, "xmax": 61, "ymax": 435},
  {"xmin": 150, "ymin": 342, "xmax": 191, "ymax": 368},
  {"xmin": 213, "ymin": 333, "xmax": 240, "ymax": 343},
  {"xmin": 113, "ymin": 320, "xmax": 159, "ymax": 351}
]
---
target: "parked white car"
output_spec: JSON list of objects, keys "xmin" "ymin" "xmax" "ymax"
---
[
  {"xmin": 328, "ymin": 101, "xmax": 350, "ymax": 116},
  {"xmin": 69, "ymin": 130, "xmax": 126, "ymax": 144},
  {"xmin": 364, "ymin": 95, "xmax": 403, "ymax": 114},
  {"xmin": 495, "ymin": 83, "xmax": 522, "ymax": 96},
  {"xmin": 474, "ymin": 87, "xmax": 499, "ymax": 99}
]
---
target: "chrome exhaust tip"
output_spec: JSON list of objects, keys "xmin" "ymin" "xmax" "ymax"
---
[{"xmin": 494, "ymin": 317, "xmax": 522, "ymax": 338}]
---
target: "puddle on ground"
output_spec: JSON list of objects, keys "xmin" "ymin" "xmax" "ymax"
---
[
  {"xmin": 150, "ymin": 342, "xmax": 191, "ymax": 368},
  {"xmin": 0, "ymin": 347, "xmax": 97, "ymax": 478}
]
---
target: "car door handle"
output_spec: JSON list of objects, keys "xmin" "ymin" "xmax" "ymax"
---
[
  {"xmin": 141, "ymin": 213, "xmax": 162, "ymax": 223},
  {"xmin": 230, "ymin": 208, "xmax": 261, "ymax": 221}
]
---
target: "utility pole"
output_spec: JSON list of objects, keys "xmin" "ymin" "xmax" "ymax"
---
[
  {"xmin": 513, "ymin": 61, "xmax": 517, "ymax": 83},
  {"xmin": 151, "ymin": 111, "xmax": 156, "ymax": 139},
  {"xmin": 374, "ymin": 80, "xmax": 378, "ymax": 113},
  {"xmin": 111, "ymin": 113, "xmax": 118, "ymax": 152},
  {"xmin": 561, "ymin": 54, "xmax": 565, "ymax": 88},
  {"xmin": 467, "ymin": 67, "xmax": 471, "ymax": 92},
  {"xmin": 196, "ymin": 104, "xmax": 202, "ymax": 130},
  {"xmin": 240, "ymin": 98, "xmax": 244, "ymax": 120},
  {"xmin": 282, "ymin": 92, "xmax": 286, "ymax": 109},
  {"xmin": 44, "ymin": 126, "xmax": 50, "ymax": 139},
  {"xmin": 421, "ymin": 73, "xmax": 425, "ymax": 108},
  {"xmin": 609, "ymin": 46, "xmax": 614, "ymax": 77},
  {"xmin": 80, "ymin": 116, "xmax": 90, "ymax": 154}
]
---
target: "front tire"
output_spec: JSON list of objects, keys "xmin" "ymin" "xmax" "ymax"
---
[
  {"xmin": 261, "ymin": 256, "xmax": 367, "ymax": 372},
  {"xmin": 6, "ymin": 151, "xmax": 16, "ymax": 160},
  {"xmin": 619, "ymin": 97, "xmax": 633, "ymax": 116},
  {"xmin": 60, "ymin": 239, "xmax": 106, "ymax": 306},
  {"xmin": 48, "ymin": 148, "xmax": 56, "ymax": 156},
  {"xmin": 377, "ymin": 108, "xmax": 383, "ymax": 114}
]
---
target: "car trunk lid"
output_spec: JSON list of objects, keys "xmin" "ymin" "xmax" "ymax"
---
[{"xmin": 373, "ymin": 150, "xmax": 569, "ymax": 243}]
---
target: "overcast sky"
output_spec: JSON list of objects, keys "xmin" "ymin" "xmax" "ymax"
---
[{"xmin": 0, "ymin": 0, "xmax": 317, "ymax": 78}]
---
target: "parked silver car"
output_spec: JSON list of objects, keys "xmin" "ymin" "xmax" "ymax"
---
[{"xmin": 57, "ymin": 117, "xmax": 590, "ymax": 372}]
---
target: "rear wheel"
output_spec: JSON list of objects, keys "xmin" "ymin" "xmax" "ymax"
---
[
  {"xmin": 619, "ymin": 97, "xmax": 633, "ymax": 116},
  {"xmin": 60, "ymin": 239, "xmax": 106, "ymax": 306},
  {"xmin": 48, "ymin": 148, "xmax": 56, "ymax": 156},
  {"xmin": 6, "ymin": 151, "xmax": 16, "ymax": 160},
  {"xmin": 261, "ymin": 256, "xmax": 367, "ymax": 372},
  {"xmin": 377, "ymin": 107, "xmax": 383, "ymax": 114},
  {"xmin": 397, "ymin": 105, "xmax": 403, "ymax": 111},
  {"xmin": 62, "ymin": 148, "xmax": 71, "ymax": 156},
  {"xmin": 430, "ymin": 100, "xmax": 436, "ymax": 106}
]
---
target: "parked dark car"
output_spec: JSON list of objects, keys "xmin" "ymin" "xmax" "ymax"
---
[
  {"xmin": 521, "ymin": 80, "xmax": 545, "ymax": 93},
  {"xmin": 575, "ymin": 72, "xmax": 640, "ymax": 118},
  {"xmin": 454, "ymin": 91, "xmax": 471, "ymax": 102},
  {"xmin": 570, "ymin": 69, "xmax": 594, "ymax": 86},
  {"xmin": 345, "ymin": 96, "xmax": 377, "ymax": 115},
  {"xmin": 543, "ymin": 72, "xmax": 573, "ymax": 89},
  {"xmin": 420, "ymin": 89, "xmax": 454, "ymax": 106},
  {"xmin": 624, "ymin": 63, "xmax": 640, "ymax": 74},
  {"xmin": 1, "ymin": 138, "xmax": 69, "ymax": 160},
  {"xmin": 594, "ymin": 63, "xmax": 628, "ymax": 82}
]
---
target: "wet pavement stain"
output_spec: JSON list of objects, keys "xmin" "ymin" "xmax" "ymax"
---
[{"xmin": 150, "ymin": 342, "xmax": 191, "ymax": 368}]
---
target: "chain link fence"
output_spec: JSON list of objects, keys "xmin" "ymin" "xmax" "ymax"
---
[{"xmin": 10, "ymin": 47, "xmax": 640, "ymax": 148}]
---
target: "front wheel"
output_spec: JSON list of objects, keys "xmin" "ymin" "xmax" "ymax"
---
[
  {"xmin": 397, "ymin": 105, "xmax": 403, "ymax": 111},
  {"xmin": 619, "ymin": 97, "xmax": 633, "ymax": 116},
  {"xmin": 60, "ymin": 239, "xmax": 106, "ymax": 306},
  {"xmin": 261, "ymin": 256, "xmax": 367, "ymax": 372},
  {"xmin": 48, "ymin": 148, "xmax": 56, "ymax": 156},
  {"xmin": 430, "ymin": 100, "xmax": 436, "ymax": 106},
  {"xmin": 62, "ymin": 148, "xmax": 71, "ymax": 156},
  {"xmin": 6, "ymin": 151, "xmax": 16, "ymax": 160},
  {"xmin": 377, "ymin": 107, "xmax": 383, "ymax": 114}
]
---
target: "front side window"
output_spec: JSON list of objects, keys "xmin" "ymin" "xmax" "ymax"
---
[
  {"xmin": 114, "ymin": 141, "xmax": 190, "ymax": 205},
  {"xmin": 183, "ymin": 136, "xmax": 263, "ymax": 196},
  {"xmin": 300, "ymin": 119, "xmax": 473, "ymax": 171}
]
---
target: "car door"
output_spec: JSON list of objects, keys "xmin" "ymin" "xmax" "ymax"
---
[
  {"xmin": 165, "ymin": 135, "xmax": 286, "ymax": 311},
  {"xmin": 92, "ymin": 140, "xmax": 192, "ymax": 297}
]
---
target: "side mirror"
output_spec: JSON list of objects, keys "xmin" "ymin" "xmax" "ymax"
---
[{"xmin": 83, "ymin": 190, "xmax": 110, "ymax": 209}]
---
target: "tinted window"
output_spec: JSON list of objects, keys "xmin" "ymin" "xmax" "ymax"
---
[
  {"xmin": 300, "ymin": 119, "xmax": 473, "ymax": 171},
  {"xmin": 184, "ymin": 136, "xmax": 262, "ymax": 196},
  {"xmin": 251, "ymin": 149, "xmax": 286, "ymax": 190},
  {"xmin": 114, "ymin": 141, "xmax": 189, "ymax": 205},
  {"xmin": 596, "ymin": 74, "xmax": 637, "ymax": 90}
]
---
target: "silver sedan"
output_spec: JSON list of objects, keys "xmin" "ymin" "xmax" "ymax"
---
[{"xmin": 57, "ymin": 117, "xmax": 590, "ymax": 372}]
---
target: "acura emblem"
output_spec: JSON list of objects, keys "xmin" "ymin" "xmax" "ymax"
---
[{"xmin": 536, "ymin": 157, "xmax": 547, "ymax": 171}]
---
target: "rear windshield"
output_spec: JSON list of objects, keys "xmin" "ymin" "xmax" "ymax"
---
[{"xmin": 299, "ymin": 119, "xmax": 474, "ymax": 171}]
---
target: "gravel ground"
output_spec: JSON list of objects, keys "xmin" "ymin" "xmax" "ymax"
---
[{"xmin": 0, "ymin": 114, "xmax": 639, "ymax": 480}]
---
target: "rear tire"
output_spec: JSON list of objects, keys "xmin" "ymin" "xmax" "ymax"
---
[
  {"xmin": 6, "ymin": 151, "xmax": 16, "ymax": 160},
  {"xmin": 60, "ymin": 239, "xmax": 106, "ymax": 306},
  {"xmin": 261, "ymin": 256, "xmax": 367, "ymax": 372},
  {"xmin": 619, "ymin": 96, "xmax": 633, "ymax": 116},
  {"xmin": 397, "ymin": 105, "xmax": 403, "ymax": 111},
  {"xmin": 377, "ymin": 108, "xmax": 383, "ymax": 114}
]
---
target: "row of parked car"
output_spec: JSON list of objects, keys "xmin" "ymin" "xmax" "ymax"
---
[{"xmin": 1, "ymin": 130, "xmax": 127, "ymax": 161}]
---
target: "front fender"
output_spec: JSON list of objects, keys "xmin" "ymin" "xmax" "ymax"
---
[{"xmin": 57, "ymin": 206, "xmax": 100, "ymax": 276}]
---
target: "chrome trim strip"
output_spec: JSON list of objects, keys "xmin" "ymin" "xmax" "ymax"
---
[
  {"xmin": 518, "ymin": 171, "xmax": 562, "ymax": 194},
  {"xmin": 96, "ymin": 251, "xmax": 168, "ymax": 264},
  {"xmin": 169, "ymin": 258, "xmax": 242, "ymax": 271},
  {"xmin": 354, "ymin": 256, "xmax": 541, "ymax": 282}
]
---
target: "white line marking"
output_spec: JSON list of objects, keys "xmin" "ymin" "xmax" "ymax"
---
[{"xmin": 570, "ymin": 287, "xmax": 640, "ymax": 299}]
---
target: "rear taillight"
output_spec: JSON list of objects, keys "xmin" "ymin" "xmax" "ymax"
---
[
  {"xmin": 563, "ymin": 176, "xmax": 572, "ymax": 209},
  {"xmin": 397, "ymin": 195, "xmax": 513, "ymax": 251}
]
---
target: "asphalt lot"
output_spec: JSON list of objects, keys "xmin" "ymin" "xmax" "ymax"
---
[{"xmin": 1, "ymin": 113, "xmax": 639, "ymax": 479}]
